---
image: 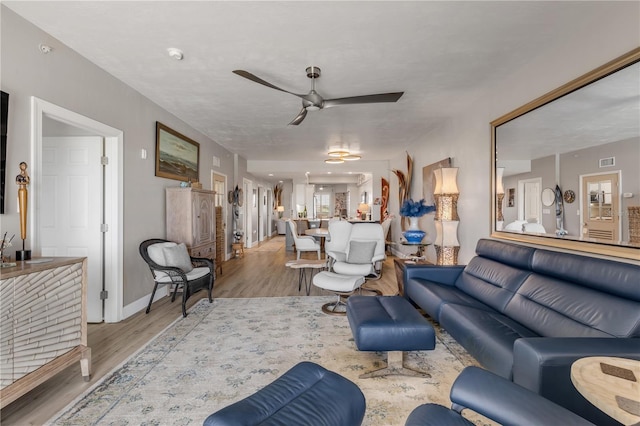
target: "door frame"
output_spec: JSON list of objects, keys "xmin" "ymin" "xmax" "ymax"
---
[
  {"xmin": 32, "ymin": 97, "xmax": 124, "ymax": 323},
  {"xmin": 579, "ymin": 170, "xmax": 622, "ymax": 240},
  {"xmin": 211, "ymin": 170, "xmax": 228, "ymax": 260},
  {"xmin": 517, "ymin": 177, "xmax": 542, "ymax": 223},
  {"xmin": 243, "ymin": 178, "xmax": 252, "ymax": 248}
]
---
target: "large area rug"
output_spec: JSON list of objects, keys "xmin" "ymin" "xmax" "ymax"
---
[{"xmin": 48, "ymin": 297, "xmax": 488, "ymax": 426}]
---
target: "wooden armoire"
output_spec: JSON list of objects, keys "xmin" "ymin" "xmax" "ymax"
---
[{"xmin": 166, "ymin": 188, "xmax": 216, "ymax": 262}]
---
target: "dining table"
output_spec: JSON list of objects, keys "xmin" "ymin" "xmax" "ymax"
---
[{"xmin": 304, "ymin": 228, "xmax": 329, "ymax": 251}]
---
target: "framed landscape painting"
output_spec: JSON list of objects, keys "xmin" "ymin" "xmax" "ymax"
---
[{"xmin": 155, "ymin": 122, "xmax": 199, "ymax": 182}]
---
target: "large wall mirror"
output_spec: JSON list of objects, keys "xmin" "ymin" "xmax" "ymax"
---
[{"xmin": 491, "ymin": 47, "xmax": 640, "ymax": 260}]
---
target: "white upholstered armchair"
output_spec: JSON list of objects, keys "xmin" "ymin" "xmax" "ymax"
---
[
  {"xmin": 286, "ymin": 219, "xmax": 321, "ymax": 259},
  {"xmin": 332, "ymin": 223, "xmax": 386, "ymax": 279},
  {"xmin": 325, "ymin": 219, "xmax": 353, "ymax": 265}
]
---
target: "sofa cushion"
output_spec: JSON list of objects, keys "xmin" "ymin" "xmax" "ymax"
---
[
  {"xmin": 440, "ymin": 303, "xmax": 538, "ymax": 379},
  {"xmin": 531, "ymin": 249, "xmax": 640, "ymax": 302},
  {"xmin": 504, "ymin": 274, "xmax": 640, "ymax": 338},
  {"xmin": 453, "ymin": 257, "xmax": 531, "ymax": 313},
  {"xmin": 475, "ymin": 238, "xmax": 535, "ymax": 270},
  {"xmin": 405, "ymin": 278, "xmax": 493, "ymax": 320}
]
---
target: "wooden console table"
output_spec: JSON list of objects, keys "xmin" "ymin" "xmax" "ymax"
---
[
  {"xmin": 393, "ymin": 258, "xmax": 432, "ymax": 296},
  {"xmin": 0, "ymin": 257, "xmax": 90, "ymax": 408}
]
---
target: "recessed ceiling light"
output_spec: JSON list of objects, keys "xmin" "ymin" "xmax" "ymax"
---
[
  {"xmin": 268, "ymin": 173, "xmax": 274, "ymax": 176},
  {"xmin": 167, "ymin": 48, "xmax": 184, "ymax": 60}
]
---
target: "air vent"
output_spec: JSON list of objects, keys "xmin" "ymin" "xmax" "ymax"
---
[{"xmin": 599, "ymin": 157, "xmax": 615, "ymax": 167}]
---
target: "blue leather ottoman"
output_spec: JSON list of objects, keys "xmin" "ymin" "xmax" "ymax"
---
[
  {"xmin": 203, "ymin": 361, "xmax": 366, "ymax": 426},
  {"xmin": 347, "ymin": 295, "xmax": 436, "ymax": 378}
]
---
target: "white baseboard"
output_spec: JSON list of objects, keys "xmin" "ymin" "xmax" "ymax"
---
[{"xmin": 122, "ymin": 286, "xmax": 169, "ymax": 320}]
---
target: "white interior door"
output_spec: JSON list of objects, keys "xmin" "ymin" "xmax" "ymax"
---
[
  {"xmin": 518, "ymin": 178, "xmax": 542, "ymax": 223},
  {"xmin": 42, "ymin": 136, "xmax": 103, "ymax": 322}
]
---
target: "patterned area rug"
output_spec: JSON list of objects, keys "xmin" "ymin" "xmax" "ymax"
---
[{"xmin": 48, "ymin": 297, "xmax": 488, "ymax": 426}]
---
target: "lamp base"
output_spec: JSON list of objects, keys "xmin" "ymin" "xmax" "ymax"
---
[
  {"xmin": 435, "ymin": 245, "xmax": 459, "ymax": 265},
  {"xmin": 16, "ymin": 250, "xmax": 32, "ymax": 261}
]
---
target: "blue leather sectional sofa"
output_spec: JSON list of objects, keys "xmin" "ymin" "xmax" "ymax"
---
[{"xmin": 404, "ymin": 238, "xmax": 640, "ymax": 425}]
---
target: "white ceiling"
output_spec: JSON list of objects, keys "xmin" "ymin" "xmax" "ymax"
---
[{"xmin": 4, "ymin": 1, "xmax": 620, "ymax": 182}]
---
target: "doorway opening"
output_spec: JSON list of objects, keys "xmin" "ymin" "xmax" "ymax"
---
[{"xmin": 32, "ymin": 97, "xmax": 123, "ymax": 323}]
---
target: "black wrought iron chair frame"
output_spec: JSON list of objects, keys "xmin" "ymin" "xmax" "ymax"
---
[{"xmin": 139, "ymin": 238, "xmax": 214, "ymax": 317}]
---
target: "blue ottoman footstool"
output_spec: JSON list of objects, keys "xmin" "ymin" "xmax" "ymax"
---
[
  {"xmin": 347, "ymin": 295, "xmax": 436, "ymax": 378},
  {"xmin": 203, "ymin": 361, "xmax": 366, "ymax": 426}
]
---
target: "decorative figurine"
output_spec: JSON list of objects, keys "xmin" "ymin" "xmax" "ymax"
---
[{"xmin": 15, "ymin": 161, "xmax": 31, "ymax": 260}]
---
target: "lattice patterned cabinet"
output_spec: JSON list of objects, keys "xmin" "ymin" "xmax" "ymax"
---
[
  {"xmin": 0, "ymin": 258, "xmax": 90, "ymax": 408},
  {"xmin": 166, "ymin": 188, "xmax": 216, "ymax": 262}
]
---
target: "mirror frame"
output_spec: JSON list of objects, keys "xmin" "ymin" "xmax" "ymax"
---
[{"xmin": 490, "ymin": 47, "xmax": 640, "ymax": 260}]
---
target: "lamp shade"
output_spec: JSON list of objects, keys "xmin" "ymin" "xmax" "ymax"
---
[
  {"xmin": 277, "ymin": 206, "xmax": 285, "ymax": 212},
  {"xmin": 433, "ymin": 168, "xmax": 459, "ymax": 195},
  {"xmin": 496, "ymin": 167, "xmax": 505, "ymax": 195},
  {"xmin": 358, "ymin": 203, "xmax": 370, "ymax": 212},
  {"xmin": 434, "ymin": 220, "xmax": 460, "ymax": 246}
]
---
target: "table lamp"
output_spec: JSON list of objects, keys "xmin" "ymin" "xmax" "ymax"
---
[
  {"xmin": 358, "ymin": 203, "xmax": 370, "ymax": 220},
  {"xmin": 277, "ymin": 205, "xmax": 285, "ymax": 218}
]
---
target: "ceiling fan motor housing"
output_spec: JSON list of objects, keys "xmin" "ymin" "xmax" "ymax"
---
[{"xmin": 306, "ymin": 66, "xmax": 321, "ymax": 79}]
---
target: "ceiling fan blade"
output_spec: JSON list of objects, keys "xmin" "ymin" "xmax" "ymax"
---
[
  {"xmin": 233, "ymin": 70, "xmax": 305, "ymax": 98},
  {"xmin": 323, "ymin": 92, "xmax": 404, "ymax": 108},
  {"xmin": 288, "ymin": 107, "xmax": 307, "ymax": 126}
]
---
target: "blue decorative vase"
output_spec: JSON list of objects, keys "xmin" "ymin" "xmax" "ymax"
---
[
  {"xmin": 403, "ymin": 229, "xmax": 426, "ymax": 244},
  {"xmin": 403, "ymin": 217, "xmax": 425, "ymax": 243}
]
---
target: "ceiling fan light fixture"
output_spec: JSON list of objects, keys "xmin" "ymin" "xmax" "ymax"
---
[
  {"xmin": 328, "ymin": 150, "xmax": 350, "ymax": 157},
  {"xmin": 325, "ymin": 158, "xmax": 344, "ymax": 164},
  {"xmin": 305, "ymin": 105, "xmax": 321, "ymax": 111}
]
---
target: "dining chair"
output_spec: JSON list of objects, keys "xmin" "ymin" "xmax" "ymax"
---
[{"xmin": 286, "ymin": 219, "xmax": 321, "ymax": 259}]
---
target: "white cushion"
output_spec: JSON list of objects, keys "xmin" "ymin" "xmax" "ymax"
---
[
  {"xmin": 162, "ymin": 243, "xmax": 194, "ymax": 272},
  {"xmin": 147, "ymin": 242, "xmax": 177, "ymax": 265},
  {"xmin": 347, "ymin": 240, "xmax": 377, "ymax": 264},
  {"xmin": 333, "ymin": 261, "xmax": 374, "ymax": 276},
  {"xmin": 312, "ymin": 271, "xmax": 365, "ymax": 292},
  {"xmin": 155, "ymin": 266, "xmax": 210, "ymax": 283}
]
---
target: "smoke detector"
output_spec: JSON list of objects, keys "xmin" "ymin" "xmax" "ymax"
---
[
  {"xmin": 39, "ymin": 44, "xmax": 53, "ymax": 54},
  {"xmin": 167, "ymin": 48, "xmax": 184, "ymax": 60}
]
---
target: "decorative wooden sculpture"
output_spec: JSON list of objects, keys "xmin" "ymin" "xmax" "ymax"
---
[{"xmin": 15, "ymin": 161, "xmax": 31, "ymax": 260}]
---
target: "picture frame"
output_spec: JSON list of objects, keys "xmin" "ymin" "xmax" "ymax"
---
[
  {"xmin": 155, "ymin": 122, "xmax": 199, "ymax": 182},
  {"xmin": 508, "ymin": 188, "xmax": 515, "ymax": 207}
]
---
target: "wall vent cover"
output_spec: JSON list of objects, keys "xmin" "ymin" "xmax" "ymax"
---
[{"xmin": 599, "ymin": 157, "xmax": 615, "ymax": 167}]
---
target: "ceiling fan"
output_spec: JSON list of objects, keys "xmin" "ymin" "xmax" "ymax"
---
[{"xmin": 232, "ymin": 66, "xmax": 404, "ymax": 125}]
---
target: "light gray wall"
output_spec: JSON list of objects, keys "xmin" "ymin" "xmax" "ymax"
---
[
  {"xmin": 0, "ymin": 7, "xmax": 260, "ymax": 308},
  {"xmin": 388, "ymin": 5, "xmax": 639, "ymax": 264}
]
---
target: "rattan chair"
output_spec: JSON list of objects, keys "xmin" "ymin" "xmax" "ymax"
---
[{"xmin": 139, "ymin": 238, "xmax": 214, "ymax": 317}]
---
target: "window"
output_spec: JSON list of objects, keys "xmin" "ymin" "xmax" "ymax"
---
[{"xmin": 315, "ymin": 193, "xmax": 330, "ymax": 218}]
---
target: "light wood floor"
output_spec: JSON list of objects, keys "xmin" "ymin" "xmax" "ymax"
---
[{"xmin": 1, "ymin": 236, "xmax": 401, "ymax": 425}]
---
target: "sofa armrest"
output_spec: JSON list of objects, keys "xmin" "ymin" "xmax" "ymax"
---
[
  {"xmin": 403, "ymin": 264, "xmax": 465, "ymax": 286},
  {"xmin": 448, "ymin": 366, "xmax": 594, "ymax": 426},
  {"xmin": 513, "ymin": 337, "xmax": 640, "ymax": 425}
]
